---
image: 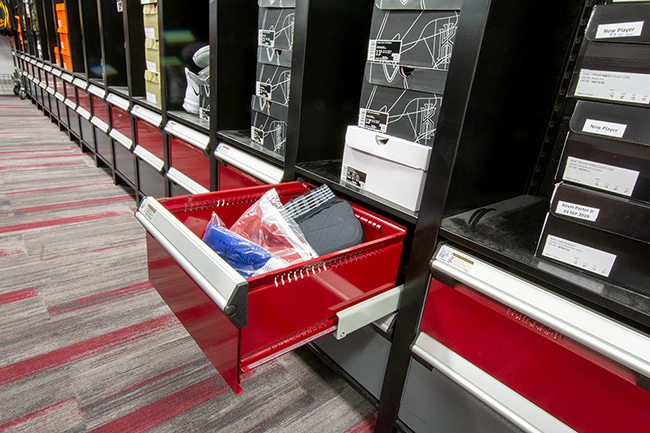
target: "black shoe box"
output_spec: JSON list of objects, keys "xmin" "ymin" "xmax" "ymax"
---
[
  {"xmin": 536, "ymin": 213, "xmax": 649, "ymax": 296},
  {"xmin": 556, "ymin": 131, "xmax": 650, "ymax": 203},
  {"xmin": 584, "ymin": 3, "xmax": 650, "ymax": 45},
  {"xmin": 569, "ymin": 100, "xmax": 650, "ymax": 146},
  {"xmin": 258, "ymin": 6, "xmax": 295, "ymax": 52},
  {"xmin": 358, "ymin": 81, "xmax": 442, "ymax": 146},
  {"xmin": 251, "ymin": 111, "xmax": 287, "ymax": 157},
  {"xmin": 550, "ymin": 181, "xmax": 650, "ymax": 243},
  {"xmin": 251, "ymin": 63, "xmax": 291, "ymax": 120}
]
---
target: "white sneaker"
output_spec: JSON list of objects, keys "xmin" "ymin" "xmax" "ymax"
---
[
  {"xmin": 183, "ymin": 67, "xmax": 201, "ymax": 114},
  {"xmin": 192, "ymin": 45, "xmax": 210, "ymax": 70}
]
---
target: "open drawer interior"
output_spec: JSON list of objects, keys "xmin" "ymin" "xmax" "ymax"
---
[{"xmin": 135, "ymin": 181, "xmax": 406, "ymax": 393}]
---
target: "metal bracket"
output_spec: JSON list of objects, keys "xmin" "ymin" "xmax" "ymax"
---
[{"xmin": 335, "ymin": 285, "xmax": 403, "ymax": 340}]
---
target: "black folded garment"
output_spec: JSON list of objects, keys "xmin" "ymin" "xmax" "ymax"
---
[{"xmin": 284, "ymin": 185, "xmax": 364, "ymax": 256}]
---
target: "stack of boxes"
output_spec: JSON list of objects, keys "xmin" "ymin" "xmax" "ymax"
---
[
  {"xmin": 142, "ymin": 0, "xmax": 162, "ymax": 107},
  {"xmin": 250, "ymin": 0, "xmax": 295, "ymax": 158},
  {"xmin": 340, "ymin": 0, "xmax": 461, "ymax": 212},
  {"xmin": 55, "ymin": 2, "xmax": 71, "ymax": 70},
  {"xmin": 536, "ymin": 2, "xmax": 650, "ymax": 296}
]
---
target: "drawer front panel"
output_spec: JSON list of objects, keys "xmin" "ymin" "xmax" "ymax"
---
[
  {"xmin": 169, "ymin": 136, "xmax": 210, "ymax": 190},
  {"xmin": 135, "ymin": 119, "xmax": 164, "ymax": 161},
  {"xmin": 421, "ymin": 278, "xmax": 650, "ymax": 433}
]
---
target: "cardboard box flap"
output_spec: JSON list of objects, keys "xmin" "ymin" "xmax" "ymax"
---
[
  {"xmin": 365, "ymin": 61, "xmax": 448, "ymax": 94},
  {"xmin": 569, "ymin": 100, "xmax": 650, "ymax": 146},
  {"xmin": 345, "ymin": 125, "xmax": 431, "ymax": 171},
  {"xmin": 585, "ymin": 3, "xmax": 650, "ymax": 44}
]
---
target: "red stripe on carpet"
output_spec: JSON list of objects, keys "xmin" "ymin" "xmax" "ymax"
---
[
  {"xmin": 343, "ymin": 412, "xmax": 377, "ymax": 433},
  {"xmin": 0, "ymin": 248, "xmax": 25, "ymax": 256},
  {"xmin": 49, "ymin": 281, "xmax": 153, "ymax": 315},
  {"xmin": 0, "ymin": 162, "xmax": 82, "ymax": 170},
  {"xmin": 0, "ymin": 148, "xmax": 77, "ymax": 154},
  {"xmin": 42, "ymin": 240, "xmax": 142, "ymax": 262},
  {"xmin": 6, "ymin": 182, "xmax": 114, "ymax": 196},
  {"xmin": 0, "ymin": 288, "xmax": 39, "ymax": 305},
  {"xmin": 1, "ymin": 154, "xmax": 85, "ymax": 161},
  {"xmin": 87, "ymin": 377, "xmax": 228, "ymax": 433},
  {"xmin": 0, "ymin": 398, "xmax": 79, "ymax": 432},
  {"xmin": 0, "ymin": 314, "xmax": 177, "ymax": 386},
  {"xmin": 0, "ymin": 211, "xmax": 131, "ymax": 234},
  {"xmin": 16, "ymin": 195, "xmax": 133, "ymax": 214}
]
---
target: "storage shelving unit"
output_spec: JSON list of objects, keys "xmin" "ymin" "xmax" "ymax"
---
[{"xmin": 9, "ymin": 0, "xmax": 650, "ymax": 431}]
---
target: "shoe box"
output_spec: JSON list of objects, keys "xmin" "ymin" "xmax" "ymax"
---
[
  {"xmin": 536, "ymin": 211, "xmax": 648, "ymax": 296},
  {"xmin": 250, "ymin": 0, "xmax": 295, "ymax": 158},
  {"xmin": 142, "ymin": 1, "xmax": 161, "ymax": 108},
  {"xmin": 341, "ymin": 125, "xmax": 431, "ymax": 212},
  {"xmin": 251, "ymin": 111, "xmax": 287, "ymax": 156},
  {"xmin": 568, "ymin": 2, "xmax": 650, "ymax": 106},
  {"xmin": 251, "ymin": 62, "xmax": 291, "ymax": 120},
  {"xmin": 341, "ymin": 1, "xmax": 460, "ymax": 211}
]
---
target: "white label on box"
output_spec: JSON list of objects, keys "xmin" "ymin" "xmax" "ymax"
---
[
  {"xmin": 368, "ymin": 40, "xmax": 402, "ymax": 64},
  {"xmin": 596, "ymin": 21, "xmax": 644, "ymax": 39},
  {"xmin": 259, "ymin": 30, "xmax": 275, "ymax": 48},
  {"xmin": 144, "ymin": 27, "xmax": 156, "ymax": 39},
  {"xmin": 542, "ymin": 234, "xmax": 616, "ymax": 277},
  {"xmin": 563, "ymin": 156, "xmax": 639, "ymax": 197},
  {"xmin": 146, "ymin": 61, "xmax": 157, "ymax": 73},
  {"xmin": 575, "ymin": 69, "xmax": 650, "ymax": 105},
  {"xmin": 342, "ymin": 165, "xmax": 367, "ymax": 189},
  {"xmin": 555, "ymin": 200, "xmax": 600, "ymax": 222},
  {"xmin": 146, "ymin": 91, "xmax": 157, "ymax": 104},
  {"xmin": 358, "ymin": 108, "xmax": 388, "ymax": 133},
  {"xmin": 256, "ymin": 81, "xmax": 272, "ymax": 100},
  {"xmin": 582, "ymin": 118, "xmax": 627, "ymax": 138},
  {"xmin": 251, "ymin": 126, "xmax": 264, "ymax": 145}
]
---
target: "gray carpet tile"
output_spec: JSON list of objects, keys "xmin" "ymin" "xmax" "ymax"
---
[{"xmin": 0, "ymin": 96, "xmax": 377, "ymax": 433}]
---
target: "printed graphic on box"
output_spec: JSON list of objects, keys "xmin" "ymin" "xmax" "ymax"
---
[
  {"xmin": 359, "ymin": 83, "xmax": 442, "ymax": 146},
  {"xmin": 251, "ymin": 112, "xmax": 287, "ymax": 157},
  {"xmin": 258, "ymin": 7, "xmax": 295, "ymax": 51},
  {"xmin": 368, "ymin": 9, "xmax": 458, "ymax": 70}
]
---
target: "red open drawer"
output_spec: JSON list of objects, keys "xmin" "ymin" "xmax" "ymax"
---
[
  {"xmin": 418, "ymin": 243, "xmax": 650, "ymax": 433},
  {"xmin": 135, "ymin": 182, "xmax": 406, "ymax": 393}
]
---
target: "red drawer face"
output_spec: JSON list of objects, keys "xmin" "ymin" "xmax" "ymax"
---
[
  {"xmin": 144, "ymin": 182, "xmax": 406, "ymax": 393},
  {"xmin": 169, "ymin": 137, "xmax": 210, "ymax": 189},
  {"xmin": 109, "ymin": 106, "xmax": 131, "ymax": 139},
  {"xmin": 135, "ymin": 119, "xmax": 164, "ymax": 160},
  {"xmin": 76, "ymin": 88, "xmax": 91, "ymax": 111},
  {"xmin": 91, "ymin": 96, "xmax": 109, "ymax": 124},
  {"xmin": 64, "ymin": 82, "xmax": 76, "ymax": 102},
  {"xmin": 53, "ymin": 76, "xmax": 64, "ymax": 95},
  {"xmin": 217, "ymin": 163, "xmax": 267, "ymax": 190},
  {"xmin": 421, "ymin": 279, "xmax": 650, "ymax": 433}
]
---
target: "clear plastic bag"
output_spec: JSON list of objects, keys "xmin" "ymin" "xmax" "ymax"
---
[
  {"xmin": 202, "ymin": 211, "xmax": 288, "ymax": 277},
  {"xmin": 230, "ymin": 188, "xmax": 318, "ymax": 265}
]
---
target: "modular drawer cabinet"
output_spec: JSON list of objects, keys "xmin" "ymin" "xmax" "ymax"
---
[
  {"xmin": 74, "ymin": 78, "xmax": 94, "ymax": 150},
  {"xmin": 135, "ymin": 182, "xmax": 406, "ymax": 393},
  {"xmin": 403, "ymin": 243, "xmax": 650, "ymax": 433},
  {"xmin": 132, "ymin": 105, "xmax": 164, "ymax": 160},
  {"xmin": 165, "ymin": 121, "xmax": 210, "ymax": 194},
  {"xmin": 107, "ymin": 94, "xmax": 135, "ymax": 186},
  {"xmin": 51, "ymin": 68, "xmax": 68, "ymax": 129},
  {"xmin": 89, "ymin": 85, "xmax": 112, "ymax": 164},
  {"xmin": 62, "ymin": 73, "xmax": 80, "ymax": 138}
]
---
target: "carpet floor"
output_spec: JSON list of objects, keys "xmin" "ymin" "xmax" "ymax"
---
[{"xmin": 0, "ymin": 95, "xmax": 377, "ymax": 433}]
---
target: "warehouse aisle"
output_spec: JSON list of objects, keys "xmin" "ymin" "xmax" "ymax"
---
[{"xmin": 0, "ymin": 95, "xmax": 376, "ymax": 433}]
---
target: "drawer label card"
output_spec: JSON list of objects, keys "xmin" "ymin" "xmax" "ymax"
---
[
  {"xmin": 575, "ymin": 69, "xmax": 650, "ymax": 105},
  {"xmin": 563, "ymin": 156, "xmax": 639, "ymax": 197},
  {"xmin": 436, "ymin": 245, "xmax": 475, "ymax": 274},
  {"xmin": 358, "ymin": 108, "xmax": 389, "ymax": 133},
  {"xmin": 541, "ymin": 234, "xmax": 616, "ymax": 277},
  {"xmin": 555, "ymin": 200, "xmax": 600, "ymax": 222},
  {"xmin": 368, "ymin": 40, "xmax": 402, "ymax": 64},
  {"xmin": 596, "ymin": 21, "xmax": 644, "ymax": 39},
  {"xmin": 582, "ymin": 118, "xmax": 627, "ymax": 138}
]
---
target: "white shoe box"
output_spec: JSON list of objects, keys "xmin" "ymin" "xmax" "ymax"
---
[{"xmin": 341, "ymin": 125, "xmax": 431, "ymax": 212}]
